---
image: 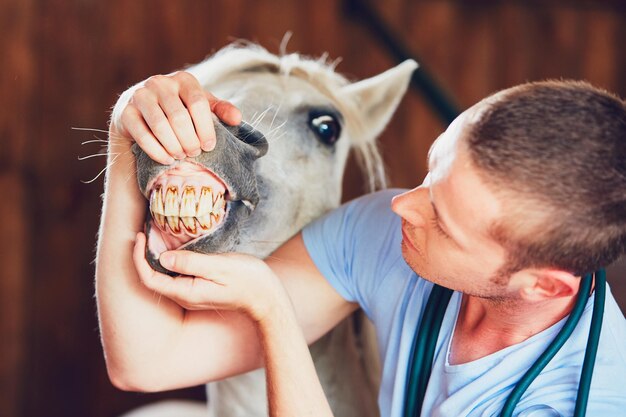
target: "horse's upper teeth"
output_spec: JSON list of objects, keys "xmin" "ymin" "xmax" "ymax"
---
[
  {"xmin": 164, "ymin": 187, "xmax": 179, "ymax": 216},
  {"xmin": 180, "ymin": 186, "xmax": 197, "ymax": 217},
  {"xmin": 197, "ymin": 187, "xmax": 214, "ymax": 216},
  {"xmin": 150, "ymin": 185, "xmax": 165, "ymax": 215},
  {"xmin": 214, "ymin": 193, "xmax": 225, "ymax": 210}
]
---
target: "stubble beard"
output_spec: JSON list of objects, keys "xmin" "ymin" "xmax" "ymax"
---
[{"xmin": 401, "ymin": 240, "xmax": 515, "ymax": 302}]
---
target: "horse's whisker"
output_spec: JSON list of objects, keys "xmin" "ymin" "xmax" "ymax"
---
[
  {"xmin": 266, "ymin": 120, "xmax": 287, "ymax": 138},
  {"xmin": 269, "ymin": 130, "xmax": 288, "ymax": 144},
  {"xmin": 72, "ymin": 126, "xmax": 110, "ymax": 134},
  {"xmin": 77, "ymin": 153, "xmax": 109, "ymax": 161},
  {"xmin": 80, "ymin": 149, "xmax": 127, "ymax": 184},
  {"xmin": 268, "ymin": 103, "xmax": 282, "ymax": 133},
  {"xmin": 251, "ymin": 105, "xmax": 274, "ymax": 129},
  {"xmin": 73, "ymin": 126, "xmax": 130, "ymax": 144},
  {"xmin": 81, "ymin": 139, "xmax": 109, "ymax": 145}
]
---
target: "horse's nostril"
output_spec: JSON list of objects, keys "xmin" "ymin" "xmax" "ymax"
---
[{"xmin": 226, "ymin": 121, "xmax": 269, "ymax": 157}]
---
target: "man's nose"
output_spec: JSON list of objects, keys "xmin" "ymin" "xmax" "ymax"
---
[{"xmin": 391, "ymin": 186, "xmax": 430, "ymax": 227}]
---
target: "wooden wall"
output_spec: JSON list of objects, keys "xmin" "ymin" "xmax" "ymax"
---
[{"xmin": 1, "ymin": 1, "xmax": 624, "ymax": 416}]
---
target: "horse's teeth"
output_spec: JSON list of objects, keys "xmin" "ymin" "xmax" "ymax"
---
[
  {"xmin": 153, "ymin": 213, "xmax": 166, "ymax": 230},
  {"xmin": 181, "ymin": 216, "xmax": 196, "ymax": 233},
  {"xmin": 164, "ymin": 186, "xmax": 181, "ymax": 233},
  {"xmin": 197, "ymin": 187, "xmax": 213, "ymax": 216},
  {"xmin": 150, "ymin": 186, "xmax": 165, "ymax": 215},
  {"xmin": 150, "ymin": 184, "xmax": 225, "ymax": 235},
  {"xmin": 180, "ymin": 186, "xmax": 197, "ymax": 217},
  {"xmin": 164, "ymin": 187, "xmax": 179, "ymax": 216},
  {"xmin": 197, "ymin": 214, "xmax": 212, "ymax": 230},
  {"xmin": 167, "ymin": 216, "xmax": 181, "ymax": 233},
  {"xmin": 213, "ymin": 194, "xmax": 225, "ymax": 213}
]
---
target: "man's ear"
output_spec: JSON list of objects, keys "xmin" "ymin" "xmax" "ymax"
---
[
  {"xmin": 517, "ymin": 269, "xmax": 580, "ymax": 302},
  {"xmin": 341, "ymin": 59, "xmax": 418, "ymax": 142}
]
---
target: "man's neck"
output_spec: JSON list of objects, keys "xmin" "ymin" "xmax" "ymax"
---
[{"xmin": 448, "ymin": 292, "xmax": 578, "ymax": 365}]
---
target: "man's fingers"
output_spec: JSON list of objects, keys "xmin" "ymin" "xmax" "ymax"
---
[
  {"xmin": 158, "ymin": 91, "xmax": 202, "ymax": 157},
  {"xmin": 206, "ymin": 92, "xmax": 242, "ymax": 126},
  {"xmin": 131, "ymin": 88, "xmax": 186, "ymax": 160},
  {"xmin": 123, "ymin": 71, "xmax": 241, "ymax": 162},
  {"xmin": 132, "ymin": 232, "xmax": 166, "ymax": 288},
  {"xmin": 173, "ymin": 71, "xmax": 215, "ymax": 153},
  {"xmin": 133, "ymin": 233, "xmax": 216, "ymax": 307},
  {"xmin": 133, "ymin": 236, "xmax": 272, "ymax": 315},
  {"xmin": 121, "ymin": 105, "xmax": 175, "ymax": 165},
  {"xmin": 159, "ymin": 250, "xmax": 216, "ymax": 280},
  {"xmin": 141, "ymin": 73, "xmax": 200, "ymax": 157},
  {"xmin": 180, "ymin": 83, "xmax": 217, "ymax": 152}
]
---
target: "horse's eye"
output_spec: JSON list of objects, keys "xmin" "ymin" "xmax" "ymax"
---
[{"xmin": 309, "ymin": 113, "xmax": 341, "ymax": 146}]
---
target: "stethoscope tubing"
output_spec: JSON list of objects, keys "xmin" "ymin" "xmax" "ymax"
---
[
  {"xmin": 404, "ymin": 284, "xmax": 453, "ymax": 417},
  {"xmin": 574, "ymin": 269, "xmax": 606, "ymax": 416}
]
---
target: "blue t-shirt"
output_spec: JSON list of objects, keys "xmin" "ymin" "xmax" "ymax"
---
[{"xmin": 302, "ymin": 189, "xmax": 626, "ymax": 417}]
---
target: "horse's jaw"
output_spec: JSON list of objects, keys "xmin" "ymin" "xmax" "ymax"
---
[{"xmin": 134, "ymin": 120, "xmax": 268, "ymax": 275}]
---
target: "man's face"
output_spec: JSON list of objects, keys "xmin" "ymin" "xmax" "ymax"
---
[{"xmin": 391, "ymin": 107, "xmax": 519, "ymax": 299}]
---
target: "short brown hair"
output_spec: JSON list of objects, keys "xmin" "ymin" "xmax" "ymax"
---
[{"xmin": 466, "ymin": 80, "xmax": 626, "ymax": 277}]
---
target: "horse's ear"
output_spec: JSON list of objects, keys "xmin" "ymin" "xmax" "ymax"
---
[{"xmin": 341, "ymin": 59, "xmax": 417, "ymax": 142}]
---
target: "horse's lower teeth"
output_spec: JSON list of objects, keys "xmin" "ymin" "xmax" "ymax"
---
[
  {"xmin": 197, "ymin": 214, "xmax": 212, "ymax": 230},
  {"xmin": 154, "ymin": 213, "xmax": 166, "ymax": 230},
  {"xmin": 181, "ymin": 216, "xmax": 196, "ymax": 233},
  {"xmin": 167, "ymin": 215, "xmax": 181, "ymax": 233},
  {"xmin": 151, "ymin": 212, "xmax": 220, "ymax": 235}
]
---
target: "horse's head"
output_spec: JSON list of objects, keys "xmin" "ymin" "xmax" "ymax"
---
[{"xmin": 130, "ymin": 43, "xmax": 416, "ymax": 274}]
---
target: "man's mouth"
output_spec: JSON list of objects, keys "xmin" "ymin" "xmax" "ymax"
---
[{"xmin": 401, "ymin": 221, "xmax": 421, "ymax": 255}]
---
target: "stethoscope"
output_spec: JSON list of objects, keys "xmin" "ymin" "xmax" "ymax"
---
[{"xmin": 403, "ymin": 269, "xmax": 607, "ymax": 417}]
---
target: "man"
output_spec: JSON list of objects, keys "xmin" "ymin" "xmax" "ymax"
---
[{"xmin": 97, "ymin": 73, "xmax": 626, "ymax": 416}]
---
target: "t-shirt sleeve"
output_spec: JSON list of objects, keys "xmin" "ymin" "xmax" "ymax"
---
[{"xmin": 301, "ymin": 189, "xmax": 406, "ymax": 317}]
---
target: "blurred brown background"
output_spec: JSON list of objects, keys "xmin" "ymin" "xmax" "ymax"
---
[{"xmin": 1, "ymin": 0, "xmax": 625, "ymax": 416}]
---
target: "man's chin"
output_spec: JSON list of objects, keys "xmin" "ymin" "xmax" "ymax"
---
[
  {"xmin": 400, "ymin": 247, "xmax": 457, "ymax": 291},
  {"xmin": 400, "ymin": 245, "xmax": 431, "ymax": 280}
]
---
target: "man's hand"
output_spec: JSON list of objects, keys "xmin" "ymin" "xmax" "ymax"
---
[
  {"xmin": 111, "ymin": 71, "xmax": 242, "ymax": 165},
  {"xmin": 133, "ymin": 233, "xmax": 290, "ymax": 323}
]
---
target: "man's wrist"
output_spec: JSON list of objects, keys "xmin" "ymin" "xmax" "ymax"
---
[{"xmin": 253, "ymin": 289, "xmax": 296, "ymax": 330}]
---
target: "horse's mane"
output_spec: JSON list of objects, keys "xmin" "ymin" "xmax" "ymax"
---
[{"xmin": 187, "ymin": 42, "xmax": 386, "ymax": 191}]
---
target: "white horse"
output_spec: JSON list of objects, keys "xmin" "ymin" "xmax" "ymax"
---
[{"xmin": 113, "ymin": 42, "xmax": 416, "ymax": 417}]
